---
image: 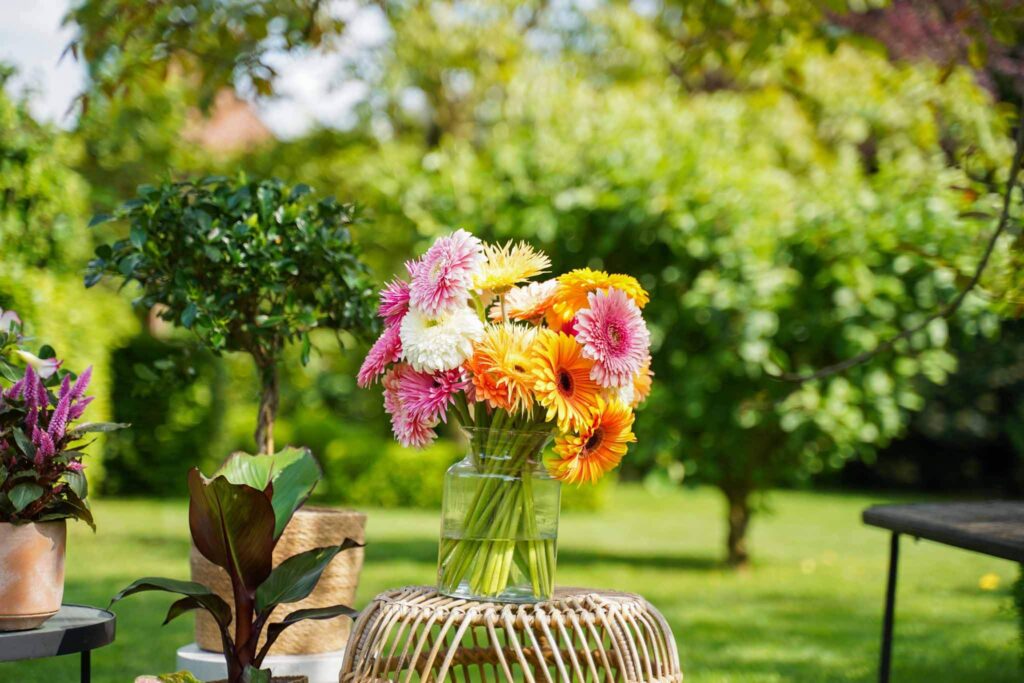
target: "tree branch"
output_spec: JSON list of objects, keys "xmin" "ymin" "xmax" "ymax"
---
[{"xmin": 771, "ymin": 116, "xmax": 1024, "ymax": 383}]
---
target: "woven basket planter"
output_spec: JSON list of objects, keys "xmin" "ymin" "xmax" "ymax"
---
[
  {"xmin": 340, "ymin": 586, "xmax": 682, "ymax": 682},
  {"xmin": 192, "ymin": 507, "xmax": 366, "ymax": 656}
]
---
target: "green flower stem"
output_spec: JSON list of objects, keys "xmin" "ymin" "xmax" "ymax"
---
[{"xmin": 439, "ymin": 416, "xmax": 555, "ymax": 599}]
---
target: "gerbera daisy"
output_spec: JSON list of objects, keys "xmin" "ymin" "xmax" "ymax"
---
[
  {"xmin": 474, "ymin": 240, "xmax": 551, "ymax": 294},
  {"xmin": 398, "ymin": 367, "xmax": 469, "ymax": 424},
  {"xmin": 549, "ymin": 398, "xmax": 635, "ymax": 485},
  {"xmin": 378, "ymin": 278, "xmax": 411, "ymax": 327},
  {"xmin": 408, "ymin": 229, "xmax": 485, "ymax": 316},
  {"xmin": 400, "ymin": 306, "xmax": 484, "ymax": 373},
  {"xmin": 466, "ymin": 323, "xmax": 538, "ymax": 414},
  {"xmin": 574, "ymin": 288, "xmax": 651, "ymax": 387},
  {"xmin": 549, "ymin": 268, "xmax": 649, "ymax": 329},
  {"xmin": 357, "ymin": 324, "xmax": 403, "ymax": 388},
  {"xmin": 531, "ymin": 330, "xmax": 602, "ymax": 432},
  {"xmin": 489, "ymin": 279, "xmax": 558, "ymax": 323},
  {"xmin": 383, "ymin": 365, "xmax": 438, "ymax": 448},
  {"xmin": 632, "ymin": 356, "xmax": 653, "ymax": 407}
]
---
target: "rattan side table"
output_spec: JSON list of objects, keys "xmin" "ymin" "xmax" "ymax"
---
[{"xmin": 340, "ymin": 586, "xmax": 682, "ymax": 682}]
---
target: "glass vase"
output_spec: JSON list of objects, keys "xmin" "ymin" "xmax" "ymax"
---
[{"xmin": 438, "ymin": 428, "xmax": 561, "ymax": 603}]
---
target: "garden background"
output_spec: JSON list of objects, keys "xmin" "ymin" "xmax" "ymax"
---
[{"xmin": 2, "ymin": 1, "xmax": 1024, "ymax": 681}]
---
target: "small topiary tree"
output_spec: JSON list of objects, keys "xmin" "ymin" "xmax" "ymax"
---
[{"xmin": 87, "ymin": 175, "xmax": 377, "ymax": 454}]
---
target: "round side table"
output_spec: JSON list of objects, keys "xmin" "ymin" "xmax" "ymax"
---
[
  {"xmin": 0, "ymin": 604, "xmax": 116, "ymax": 682},
  {"xmin": 340, "ymin": 586, "xmax": 681, "ymax": 682}
]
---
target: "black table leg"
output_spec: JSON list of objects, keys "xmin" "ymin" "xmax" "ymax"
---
[
  {"xmin": 879, "ymin": 532, "xmax": 899, "ymax": 683},
  {"xmin": 81, "ymin": 649, "xmax": 90, "ymax": 683}
]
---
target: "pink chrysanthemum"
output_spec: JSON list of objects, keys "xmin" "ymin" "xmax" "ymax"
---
[
  {"xmin": 407, "ymin": 229, "xmax": 485, "ymax": 316},
  {"xmin": 357, "ymin": 325, "xmax": 403, "ymax": 388},
  {"xmin": 398, "ymin": 367, "xmax": 469, "ymax": 424},
  {"xmin": 574, "ymin": 288, "xmax": 651, "ymax": 388},
  {"xmin": 382, "ymin": 365, "xmax": 438, "ymax": 448},
  {"xmin": 378, "ymin": 279, "xmax": 411, "ymax": 327}
]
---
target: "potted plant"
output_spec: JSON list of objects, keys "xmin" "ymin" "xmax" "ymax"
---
[
  {"xmin": 87, "ymin": 175, "xmax": 377, "ymax": 655},
  {"xmin": 0, "ymin": 308, "xmax": 126, "ymax": 630},
  {"xmin": 113, "ymin": 448, "xmax": 360, "ymax": 683}
]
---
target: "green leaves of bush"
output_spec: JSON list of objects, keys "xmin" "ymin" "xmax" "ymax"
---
[{"xmin": 86, "ymin": 176, "xmax": 377, "ymax": 364}]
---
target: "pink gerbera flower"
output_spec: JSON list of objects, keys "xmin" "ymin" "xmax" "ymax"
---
[
  {"xmin": 357, "ymin": 325, "xmax": 403, "ymax": 388},
  {"xmin": 378, "ymin": 279, "xmax": 411, "ymax": 327},
  {"xmin": 574, "ymin": 287, "xmax": 651, "ymax": 387},
  {"xmin": 398, "ymin": 367, "xmax": 469, "ymax": 424},
  {"xmin": 407, "ymin": 229, "xmax": 485, "ymax": 316},
  {"xmin": 382, "ymin": 365, "xmax": 438, "ymax": 448}
]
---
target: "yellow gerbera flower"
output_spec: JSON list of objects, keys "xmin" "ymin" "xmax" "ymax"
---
[
  {"xmin": 632, "ymin": 356, "xmax": 654, "ymax": 407},
  {"xmin": 548, "ymin": 268, "xmax": 650, "ymax": 329},
  {"xmin": 549, "ymin": 398, "xmax": 636, "ymax": 484},
  {"xmin": 531, "ymin": 330, "xmax": 602, "ymax": 432},
  {"xmin": 466, "ymin": 323, "xmax": 538, "ymax": 414},
  {"xmin": 474, "ymin": 241, "xmax": 551, "ymax": 294}
]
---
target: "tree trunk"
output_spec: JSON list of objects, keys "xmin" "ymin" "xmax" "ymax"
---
[
  {"xmin": 725, "ymin": 489, "xmax": 752, "ymax": 569},
  {"xmin": 254, "ymin": 360, "xmax": 278, "ymax": 455}
]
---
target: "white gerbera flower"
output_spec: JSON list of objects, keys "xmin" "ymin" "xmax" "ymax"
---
[{"xmin": 400, "ymin": 306, "xmax": 484, "ymax": 373}]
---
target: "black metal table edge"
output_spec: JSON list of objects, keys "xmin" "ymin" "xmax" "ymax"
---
[
  {"xmin": 0, "ymin": 603, "xmax": 116, "ymax": 683},
  {"xmin": 862, "ymin": 504, "xmax": 1024, "ymax": 683}
]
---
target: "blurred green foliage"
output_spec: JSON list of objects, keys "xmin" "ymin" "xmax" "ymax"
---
[
  {"xmin": 0, "ymin": 68, "xmax": 136, "ymax": 489},
  {"xmin": 10, "ymin": 2, "xmax": 1017, "ymax": 561}
]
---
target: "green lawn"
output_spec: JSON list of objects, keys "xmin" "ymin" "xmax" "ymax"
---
[{"xmin": 2, "ymin": 485, "xmax": 1019, "ymax": 682}]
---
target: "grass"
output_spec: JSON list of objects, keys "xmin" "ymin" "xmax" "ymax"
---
[{"xmin": 2, "ymin": 485, "xmax": 1020, "ymax": 682}]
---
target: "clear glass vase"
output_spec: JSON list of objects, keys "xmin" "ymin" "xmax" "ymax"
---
[{"xmin": 438, "ymin": 428, "xmax": 561, "ymax": 603}]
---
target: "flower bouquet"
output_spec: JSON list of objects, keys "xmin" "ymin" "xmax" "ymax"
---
[{"xmin": 358, "ymin": 230, "xmax": 653, "ymax": 602}]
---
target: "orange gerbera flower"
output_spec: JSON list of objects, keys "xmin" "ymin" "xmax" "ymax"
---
[
  {"xmin": 632, "ymin": 356, "xmax": 653, "ymax": 407},
  {"xmin": 548, "ymin": 268, "xmax": 650, "ymax": 329},
  {"xmin": 549, "ymin": 398, "xmax": 636, "ymax": 484},
  {"xmin": 531, "ymin": 330, "xmax": 602, "ymax": 432},
  {"xmin": 466, "ymin": 323, "xmax": 538, "ymax": 414}
]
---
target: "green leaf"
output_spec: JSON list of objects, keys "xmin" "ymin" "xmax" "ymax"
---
[
  {"xmin": 12, "ymin": 429, "xmax": 34, "ymax": 459},
  {"xmin": 64, "ymin": 470, "xmax": 88, "ymax": 500},
  {"xmin": 157, "ymin": 672, "xmax": 205, "ymax": 683},
  {"xmin": 9, "ymin": 483, "xmax": 42, "ymax": 513},
  {"xmin": 38, "ymin": 345, "xmax": 57, "ymax": 360},
  {"xmin": 242, "ymin": 667, "xmax": 272, "ymax": 683},
  {"xmin": 181, "ymin": 303, "xmax": 198, "ymax": 328},
  {"xmin": 67, "ymin": 422, "xmax": 130, "ymax": 438},
  {"xmin": 130, "ymin": 224, "xmax": 147, "ymax": 248},
  {"xmin": 0, "ymin": 361, "xmax": 21, "ymax": 382},
  {"xmin": 257, "ymin": 605, "xmax": 358, "ymax": 666},
  {"xmin": 88, "ymin": 212, "xmax": 113, "ymax": 227},
  {"xmin": 110, "ymin": 577, "xmax": 232, "ymax": 633},
  {"xmin": 187, "ymin": 468, "xmax": 275, "ymax": 591},
  {"xmin": 63, "ymin": 487, "xmax": 95, "ymax": 531},
  {"xmin": 214, "ymin": 447, "xmax": 320, "ymax": 539},
  {"xmin": 255, "ymin": 538, "xmax": 362, "ymax": 613}
]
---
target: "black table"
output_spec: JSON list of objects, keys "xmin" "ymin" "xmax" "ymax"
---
[
  {"xmin": 0, "ymin": 604, "xmax": 116, "ymax": 682},
  {"xmin": 863, "ymin": 501, "xmax": 1024, "ymax": 683}
]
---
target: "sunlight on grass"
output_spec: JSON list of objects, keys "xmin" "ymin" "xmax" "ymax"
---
[{"xmin": 2, "ymin": 486, "xmax": 1018, "ymax": 682}]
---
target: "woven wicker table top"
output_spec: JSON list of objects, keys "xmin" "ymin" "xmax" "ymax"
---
[{"xmin": 340, "ymin": 586, "xmax": 682, "ymax": 682}]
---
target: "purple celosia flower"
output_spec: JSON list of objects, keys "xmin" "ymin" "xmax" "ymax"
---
[
  {"xmin": 48, "ymin": 391, "xmax": 71, "ymax": 442},
  {"xmin": 69, "ymin": 366, "xmax": 92, "ymax": 400},
  {"xmin": 68, "ymin": 395, "xmax": 94, "ymax": 421}
]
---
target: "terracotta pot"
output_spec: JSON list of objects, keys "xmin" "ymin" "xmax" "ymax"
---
[
  {"xmin": 192, "ymin": 507, "xmax": 365, "ymax": 655},
  {"xmin": 0, "ymin": 520, "xmax": 66, "ymax": 631}
]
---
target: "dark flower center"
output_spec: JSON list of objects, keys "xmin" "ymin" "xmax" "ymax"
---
[
  {"xmin": 583, "ymin": 428, "xmax": 604, "ymax": 454},
  {"xmin": 558, "ymin": 369, "xmax": 574, "ymax": 395}
]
